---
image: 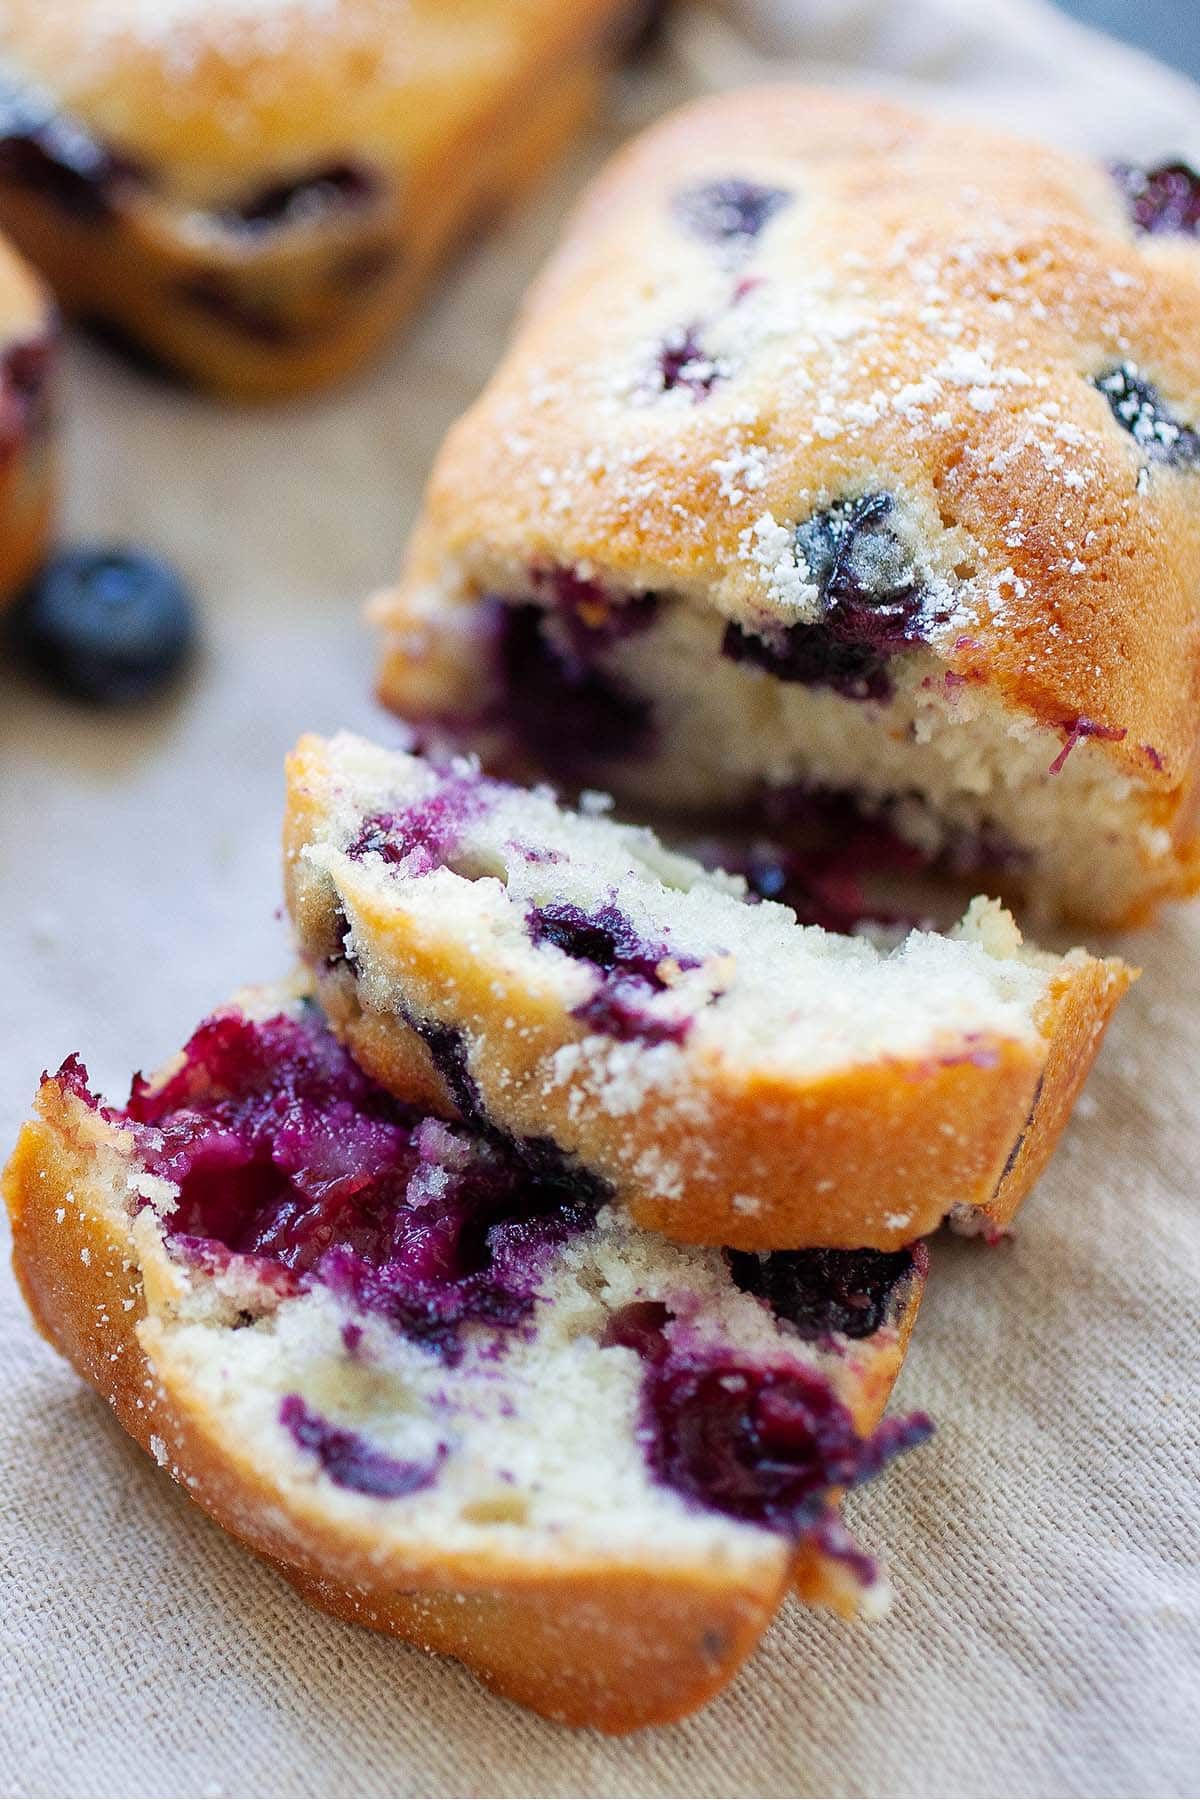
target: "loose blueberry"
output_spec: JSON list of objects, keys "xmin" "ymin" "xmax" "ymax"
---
[
  {"xmin": 1111, "ymin": 160, "xmax": 1200, "ymax": 236},
  {"xmin": 10, "ymin": 546, "xmax": 196, "ymax": 704},
  {"xmin": 1093, "ymin": 363, "xmax": 1200, "ymax": 468},
  {"xmin": 671, "ymin": 178, "xmax": 792, "ymax": 247}
]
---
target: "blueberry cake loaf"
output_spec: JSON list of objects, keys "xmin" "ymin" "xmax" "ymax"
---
[
  {"xmin": 0, "ymin": 229, "xmax": 53, "ymax": 602},
  {"xmin": 0, "ymin": 0, "xmax": 640, "ymax": 399},
  {"xmin": 2, "ymin": 977, "xmax": 931, "ymax": 1732},
  {"xmin": 284, "ymin": 733, "xmax": 1130, "ymax": 1252},
  {"xmin": 374, "ymin": 89, "xmax": 1200, "ymax": 926}
]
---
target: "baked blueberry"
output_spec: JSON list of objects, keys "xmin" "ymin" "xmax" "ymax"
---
[
  {"xmin": 671, "ymin": 178, "xmax": 792, "ymax": 246},
  {"xmin": 1094, "ymin": 363, "xmax": 1200, "ymax": 467},
  {"xmin": 10, "ymin": 546, "xmax": 196, "ymax": 704},
  {"xmin": 728, "ymin": 1246, "xmax": 920, "ymax": 1340},
  {"xmin": 1111, "ymin": 160, "xmax": 1200, "ymax": 237},
  {"xmin": 280, "ymin": 1396, "xmax": 443, "ymax": 1498},
  {"xmin": 0, "ymin": 77, "xmax": 145, "ymax": 222},
  {"xmin": 723, "ymin": 494, "xmax": 934, "ymax": 701},
  {"xmin": 645, "ymin": 1354, "xmax": 932, "ymax": 1533}
]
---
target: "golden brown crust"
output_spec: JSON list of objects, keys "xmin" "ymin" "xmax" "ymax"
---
[
  {"xmin": 375, "ymin": 86, "xmax": 1200, "ymax": 918},
  {"xmin": 989, "ymin": 950, "xmax": 1135, "ymax": 1227},
  {"xmin": 0, "ymin": 1, "xmax": 629, "ymax": 397},
  {"xmin": 4, "ymin": 1065, "xmax": 924, "ymax": 1731}
]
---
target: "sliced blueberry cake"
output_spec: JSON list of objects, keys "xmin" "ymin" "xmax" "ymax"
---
[
  {"xmin": 0, "ymin": 230, "xmax": 54, "ymax": 603},
  {"xmin": 2, "ymin": 977, "xmax": 931, "ymax": 1732},
  {"xmin": 373, "ymin": 88, "xmax": 1200, "ymax": 926},
  {"xmin": 0, "ymin": 0, "xmax": 639, "ymax": 399},
  {"xmin": 284, "ymin": 733, "xmax": 1130, "ymax": 1252}
]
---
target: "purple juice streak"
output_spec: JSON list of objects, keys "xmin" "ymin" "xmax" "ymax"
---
[
  {"xmin": 280, "ymin": 1395, "xmax": 442, "ymax": 1498},
  {"xmin": 1111, "ymin": 160, "xmax": 1200, "ymax": 236},
  {"xmin": 1048, "ymin": 715, "xmax": 1127, "ymax": 775}
]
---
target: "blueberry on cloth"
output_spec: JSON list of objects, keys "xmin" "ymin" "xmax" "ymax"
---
[{"xmin": 11, "ymin": 545, "xmax": 196, "ymax": 703}]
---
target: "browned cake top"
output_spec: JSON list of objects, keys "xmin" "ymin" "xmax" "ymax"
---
[{"xmin": 404, "ymin": 87, "xmax": 1200, "ymax": 791}]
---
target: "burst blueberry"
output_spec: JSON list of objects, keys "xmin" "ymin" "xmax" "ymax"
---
[{"xmin": 644, "ymin": 1354, "xmax": 932, "ymax": 1535}]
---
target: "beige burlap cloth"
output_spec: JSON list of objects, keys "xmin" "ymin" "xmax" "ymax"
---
[{"xmin": 2, "ymin": 4, "xmax": 1198, "ymax": 1793}]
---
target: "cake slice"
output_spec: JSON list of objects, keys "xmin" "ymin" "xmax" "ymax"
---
[
  {"xmin": 284, "ymin": 732, "xmax": 1130, "ymax": 1252},
  {"xmin": 372, "ymin": 87, "xmax": 1200, "ymax": 925},
  {"xmin": 3, "ymin": 978, "xmax": 930, "ymax": 1733}
]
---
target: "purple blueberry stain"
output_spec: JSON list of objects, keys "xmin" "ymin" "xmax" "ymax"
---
[
  {"xmin": 1111, "ymin": 160, "xmax": 1200, "ymax": 237},
  {"xmin": 346, "ymin": 769, "xmax": 491, "ymax": 875},
  {"xmin": 533, "ymin": 566, "xmax": 660, "ymax": 656},
  {"xmin": 723, "ymin": 493, "xmax": 940, "ymax": 701},
  {"xmin": 528, "ymin": 899, "xmax": 702, "ymax": 1045},
  {"xmin": 1093, "ymin": 363, "xmax": 1200, "ymax": 468},
  {"xmin": 727, "ymin": 1245, "xmax": 924, "ymax": 1342},
  {"xmin": 1, "ymin": 330, "xmax": 54, "ymax": 442},
  {"xmin": 672, "ymin": 178, "xmax": 792, "ymax": 249},
  {"xmin": 601, "ymin": 1300, "xmax": 674, "ymax": 1364},
  {"xmin": 280, "ymin": 1395, "xmax": 443, "ymax": 1498}
]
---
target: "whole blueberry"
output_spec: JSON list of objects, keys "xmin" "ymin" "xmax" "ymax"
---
[{"xmin": 11, "ymin": 546, "xmax": 196, "ymax": 703}]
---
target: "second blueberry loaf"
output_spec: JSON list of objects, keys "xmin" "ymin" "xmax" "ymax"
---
[
  {"xmin": 373, "ymin": 88, "xmax": 1200, "ymax": 925},
  {"xmin": 0, "ymin": 0, "xmax": 639, "ymax": 398},
  {"xmin": 285, "ymin": 732, "xmax": 1130, "ymax": 1251}
]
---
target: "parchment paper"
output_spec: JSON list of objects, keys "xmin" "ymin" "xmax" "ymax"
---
[{"xmin": 2, "ymin": 5, "xmax": 1198, "ymax": 1795}]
